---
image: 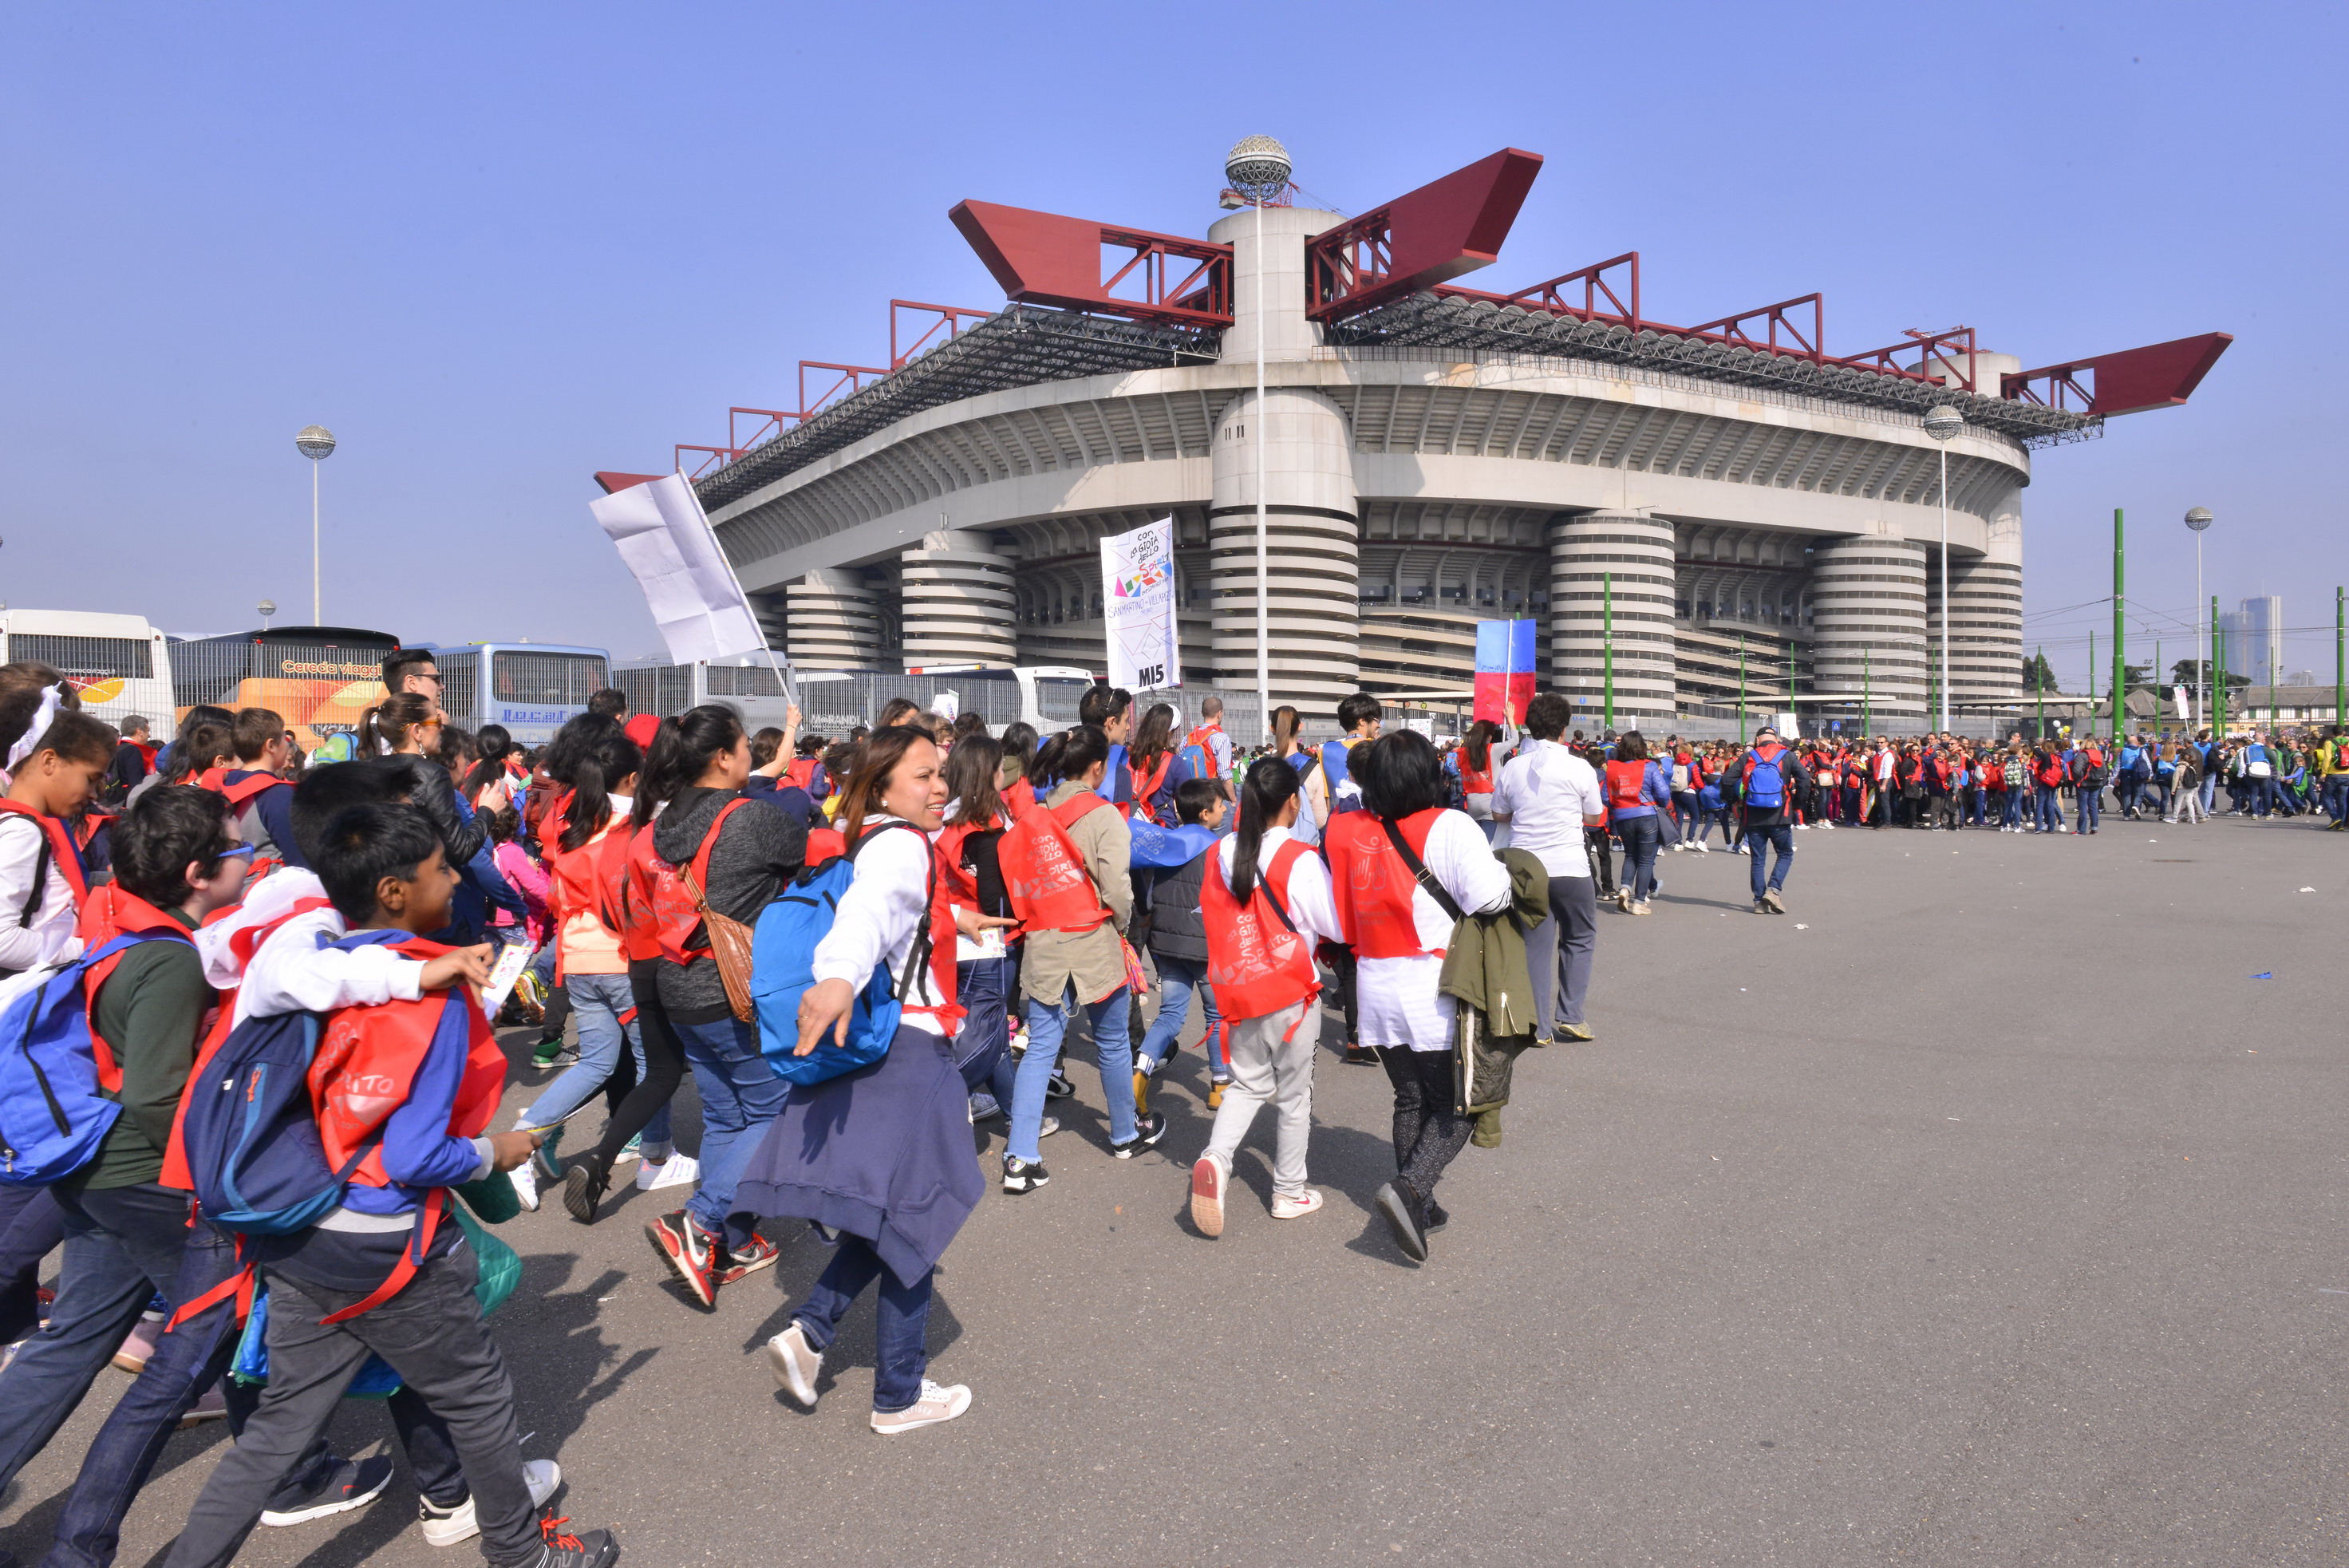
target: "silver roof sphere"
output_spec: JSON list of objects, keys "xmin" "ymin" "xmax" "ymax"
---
[
  {"xmin": 1921, "ymin": 405, "xmax": 1964, "ymax": 441},
  {"xmin": 1224, "ymin": 135, "xmax": 1291, "ymax": 199},
  {"xmin": 2184, "ymin": 506, "xmax": 2213, "ymax": 531},
  {"xmin": 295, "ymin": 425, "xmax": 336, "ymax": 460}
]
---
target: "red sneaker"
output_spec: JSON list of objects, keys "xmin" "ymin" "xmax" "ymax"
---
[
  {"xmin": 645, "ymin": 1210, "xmax": 717, "ymax": 1307},
  {"xmin": 713, "ymin": 1232, "xmax": 780, "ymax": 1287}
]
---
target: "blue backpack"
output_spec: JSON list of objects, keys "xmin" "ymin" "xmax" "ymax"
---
[
  {"xmin": 753, "ymin": 824, "xmax": 935, "ymax": 1087},
  {"xmin": 1743, "ymin": 748, "xmax": 1786, "ymax": 810},
  {"xmin": 177, "ymin": 1009, "xmax": 374, "ymax": 1234},
  {"xmin": 1322, "ymin": 741, "xmax": 1363, "ymax": 816},
  {"xmin": 0, "ymin": 933, "xmax": 187, "ymax": 1186}
]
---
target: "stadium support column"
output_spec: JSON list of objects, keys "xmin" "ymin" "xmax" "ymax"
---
[
  {"xmin": 1206, "ymin": 202, "xmax": 1356, "ymax": 720},
  {"xmin": 899, "ymin": 529, "xmax": 1017, "ymax": 670},
  {"xmin": 784, "ymin": 568, "xmax": 882, "ymax": 671},
  {"xmin": 1548, "ymin": 512, "xmax": 1673, "ymax": 726},
  {"xmin": 1810, "ymin": 529, "xmax": 1927, "ymax": 717}
]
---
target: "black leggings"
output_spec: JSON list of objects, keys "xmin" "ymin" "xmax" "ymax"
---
[
  {"xmin": 586, "ymin": 958, "xmax": 690, "ymax": 1168},
  {"xmin": 1380, "ymin": 1045, "xmax": 1474, "ymax": 1203}
]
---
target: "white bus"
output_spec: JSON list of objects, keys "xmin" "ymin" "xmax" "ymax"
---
[
  {"xmin": 0, "ymin": 609, "xmax": 175, "ymax": 732},
  {"xmin": 430, "ymin": 642, "xmax": 614, "ymax": 747},
  {"xmin": 611, "ymin": 662, "xmax": 1097, "ymax": 737}
]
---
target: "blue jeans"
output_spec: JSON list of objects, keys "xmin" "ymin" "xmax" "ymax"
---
[
  {"xmin": 1669, "ymin": 792, "xmax": 1700, "ymax": 843},
  {"xmin": 523, "ymin": 972, "xmax": 670, "ymax": 1152},
  {"xmin": 1745, "ymin": 824, "xmax": 1793, "ymax": 899},
  {"xmin": 2034, "ymin": 786, "xmax": 2063, "ymax": 831},
  {"xmin": 956, "ymin": 955, "xmax": 1015, "ymax": 1104},
  {"xmin": 2201, "ymin": 773, "xmax": 2219, "ymax": 814},
  {"xmin": 2077, "ymin": 787, "xmax": 2102, "ymax": 832},
  {"xmin": 2326, "ymin": 776, "xmax": 2349, "ymax": 823},
  {"xmin": 1139, "ymin": 954, "xmax": 1225, "ymax": 1076},
  {"xmin": 1996, "ymin": 789, "xmax": 2019, "ymax": 827},
  {"xmin": 675, "ymin": 1014, "xmax": 790, "ymax": 1250},
  {"xmin": 1009, "ymin": 983, "xmax": 1135, "ymax": 1163},
  {"xmin": 791, "ymin": 1234, "xmax": 933, "ymax": 1412},
  {"xmin": 1617, "ymin": 813, "xmax": 1661, "ymax": 902}
]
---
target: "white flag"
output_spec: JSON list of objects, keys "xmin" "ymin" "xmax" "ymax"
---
[
  {"xmin": 591, "ymin": 475, "xmax": 771, "ymax": 666},
  {"xmin": 1101, "ymin": 516, "xmax": 1180, "ymax": 691}
]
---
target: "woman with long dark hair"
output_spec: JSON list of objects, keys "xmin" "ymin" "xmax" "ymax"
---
[
  {"xmin": 637, "ymin": 705, "xmax": 807, "ymax": 1304},
  {"xmin": 938, "ymin": 736, "xmax": 1024, "ymax": 1127},
  {"xmin": 1459, "ymin": 720, "xmax": 1502, "ymax": 839},
  {"xmin": 1127, "ymin": 702, "xmax": 1177, "ymax": 825},
  {"xmin": 1187, "ymin": 756, "xmax": 1343, "ymax": 1238},
  {"xmin": 505, "ymin": 719, "xmax": 695, "ymax": 1213},
  {"xmin": 460, "ymin": 723, "xmax": 516, "ymax": 810},
  {"xmin": 995, "ymin": 723, "xmax": 1152, "ymax": 1193},
  {"xmin": 741, "ymin": 725, "xmax": 991, "ymax": 1434},
  {"xmin": 1325, "ymin": 729, "xmax": 1513, "ymax": 1261},
  {"xmin": 997, "ymin": 721, "xmax": 1040, "ymax": 819}
]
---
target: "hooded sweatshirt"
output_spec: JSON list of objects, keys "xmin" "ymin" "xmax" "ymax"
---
[{"xmin": 650, "ymin": 784, "xmax": 807, "ymax": 1024}]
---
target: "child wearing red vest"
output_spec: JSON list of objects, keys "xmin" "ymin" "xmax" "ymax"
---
[
  {"xmin": 1188, "ymin": 758, "xmax": 1344, "ymax": 1238},
  {"xmin": 164, "ymin": 801, "xmax": 618, "ymax": 1568},
  {"xmin": 0, "ymin": 709, "xmax": 113, "ymax": 978}
]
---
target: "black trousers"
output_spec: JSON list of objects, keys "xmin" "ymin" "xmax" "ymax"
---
[
  {"xmin": 1380, "ymin": 1046, "xmax": 1474, "ymax": 1203},
  {"xmin": 585, "ymin": 957, "xmax": 691, "ymax": 1169},
  {"xmin": 164, "ymin": 1242, "xmax": 538, "ymax": 1568}
]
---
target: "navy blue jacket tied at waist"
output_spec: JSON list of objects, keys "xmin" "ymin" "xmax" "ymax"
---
[{"xmin": 736, "ymin": 1022, "xmax": 982, "ymax": 1288}]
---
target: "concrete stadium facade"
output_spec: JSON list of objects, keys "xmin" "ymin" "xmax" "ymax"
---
[{"xmin": 635, "ymin": 147, "xmax": 2225, "ymax": 731}]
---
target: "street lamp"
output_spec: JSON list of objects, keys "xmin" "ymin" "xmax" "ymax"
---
[
  {"xmin": 1922, "ymin": 405, "xmax": 1963, "ymax": 733},
  {"xmin": 2185, "ymin": 507, "xmax": 2213, "ymax": 729},
  {"xmin": 257, "ymin": 598, "xmax": 277, "ymax": 631},
  {"xmin": 295, "ymin": 425, "xmax": 336, "ymax": 625},
  {"xmin": 1225, "ymin": 134, "xmax": 1289, "ymax": 745}
]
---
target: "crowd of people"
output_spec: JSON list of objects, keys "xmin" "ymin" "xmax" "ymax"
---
[{"xmin": 0, "ymin": 651, "xmax": 2335, "ymax": 1568}]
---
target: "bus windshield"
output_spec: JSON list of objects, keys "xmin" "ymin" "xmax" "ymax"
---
[{"xmin": 492, "ymin": 650, "xmax": 610, "ymax": 705}]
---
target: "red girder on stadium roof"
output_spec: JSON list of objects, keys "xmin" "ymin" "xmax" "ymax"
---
[
  {"xmin": 891, "ymin": 301, "xmax": 993, "ymax": 369},
  {"xmin": 2002, "ymin": 332, "xmax": 2233, "ymax": 417},
  {"xmin": 949, "ymin": 200, "xmax": 1233, "ymax": 327},
  {"xmin": 1843, "ymin": 327, "xmax": 1981, "ymax": 392},
  {"xmin": 594, "ymin": 472, "xmax": 665, "ymax": 495},
  {"xmin": 1305, "ymin": 148, "xmax": 1545, "ymax": 322}
]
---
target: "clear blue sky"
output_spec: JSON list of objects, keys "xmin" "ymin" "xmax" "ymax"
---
[{"xmin": 4, "ymin": 2, "xmax": 2339, "ymax": 689}]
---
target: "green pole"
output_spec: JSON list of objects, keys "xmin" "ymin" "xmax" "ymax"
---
[
  {"xmin": 2111, "ymin": 507, "xmax": 2126, "ymax": 745},
  {"xmin": 2213, "ymin": 595, "xmax": 2226, "ymax": 735},
  {"xmin": 2089, "ymin": 627, "xmax": 2096, "ymax": 717},
  {"xmin": 2036, "ymin": 643, "xmax": 2045, "ymax": 737},
  {"xmin": 2336, "ymin": 586, "xmax": 2344, "ymax": 726},
  {"xmin": 1602, "ymin": 570, "xmax": 1614, "ymax": 733},
  {"xmin": 2154, "ymin": 638, "xmax": 2162, "ymax": 735},
  {"xmin": 1736, "ymin": 634, "xmax": 1747, "ymax": 741}
]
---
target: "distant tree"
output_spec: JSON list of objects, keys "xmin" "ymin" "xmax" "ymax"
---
[{"xmin": 2021, "ymin": 653, "xmax": 2057, "ymax": 691}]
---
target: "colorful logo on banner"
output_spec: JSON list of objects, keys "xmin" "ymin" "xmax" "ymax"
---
[
  {"xmin": 1472, "ymin": 619, "xmax": 1538, "ymax": 724},
  {"xmin": 1100, "ymin": 516, "xmax": 1181, "ymax": 691}
]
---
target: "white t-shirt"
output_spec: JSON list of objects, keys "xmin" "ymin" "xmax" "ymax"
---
[
  {"xmin": 1490, "ymin": 741, "xmax": 1605, "ymax": 879},
  {"xmin": 1216, "ymin": 825, "xmax": 1343, "ymax": 946},
  {"xmin": 1353, "ymin": 808, "xmax": 1514, "ymax": 1053}
]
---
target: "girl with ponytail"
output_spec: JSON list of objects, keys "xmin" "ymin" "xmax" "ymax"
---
[
  {"xmin": 507, "ymin": 717, "xmax": 693, "ymax": 1215},
  {"xmin": 1186, "ymin": 756, "xmax": 1344, "ymax": 1238},
  {"xmin": 995, "ymin": 722, "xmax": 1150, "ymax": 1193}
]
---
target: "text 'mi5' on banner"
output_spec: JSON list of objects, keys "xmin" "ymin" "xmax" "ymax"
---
[
  {"xmin": 1101, "ymin": 516, "xmax": 1180, "ymax": 691},
  {"xmin": 1473, "ymin": 619, "xmax": 1538, "ymax": 725}
]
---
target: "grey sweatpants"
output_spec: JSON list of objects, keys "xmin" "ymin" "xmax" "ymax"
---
[
  {"xmin": 164, "ymin": 1240, "xmax": 539, "ymax": 1568},
  {"xmin": 1526, "ymin": 873, "xmax": 1599, "ymax": 1034},
  {"xmin": 1201, "ymin": 1001, "xmax": 1317, "ymax": 1199}
]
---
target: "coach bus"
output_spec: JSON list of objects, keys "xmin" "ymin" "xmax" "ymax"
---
[
  {"xmin": 611, "ymin": 661, "xmax": 1096, "ymax": 737},
  {"xmin": 172, "ymin": 625, "xmax": 403, "ymax": 752},
  {"xmin": 431, "ymin": 642, "xmax": 613, "ymax": 746},
  {"xmin": 0, "ymin": 609, "xmax": 176, "ymax": 733}
]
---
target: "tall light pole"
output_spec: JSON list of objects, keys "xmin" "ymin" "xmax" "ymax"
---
[
  {"xmin": 296, "ymin": 425, "xmax": 336, "ymax": 625},
  {"xmin": 257, "ymin": 598, "xmax": 276, "ymax": 632},
  {"xmin": 2185, "ymin": 507, "xmax": 2213, "ymax": 729},
  {"xmin": 1226, "ymin": 136, "xmax": 1289, "ymax": 743},
  {"xmin": 1923, "ymin": 405, "xmax": 1963, "ymax": 734},
  {"xmin": 2110, "ymin": 508, "xmax": 2126, "ymax": 746}
]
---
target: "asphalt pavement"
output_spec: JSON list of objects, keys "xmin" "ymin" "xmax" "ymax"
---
[{"xmin": 2, "ymin": 809, "xmax": 2340, "ymax": 1566}]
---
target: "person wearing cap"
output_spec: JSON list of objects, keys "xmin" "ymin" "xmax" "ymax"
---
[{"xmin": 1736, "ymin": 727, "xmax": 1810, "ymax": 914}]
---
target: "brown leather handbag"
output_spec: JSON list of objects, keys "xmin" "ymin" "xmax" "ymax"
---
[{"xmin": 681, "ymin": 863, "xmax": 758, "ymax": 1023}]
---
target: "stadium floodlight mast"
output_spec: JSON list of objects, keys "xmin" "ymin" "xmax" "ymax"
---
[
  {"xmin": 1922, "ymin": 405, "xmax": 1964, "ymax": 733},
  {"xmin": 1226, "ymin": 134, "xmax": 1290, "ymax": 744},
  {"xmin": 295, "ymin": 425, "xmax": 337, "ymax": 625},
  {"xmin": 257, "ymin": 598, "xmax": 276, "ymax": 631},
  {"xmin": 2185, "ymin": 506, "xmax": 2213, "ymax": 728}
]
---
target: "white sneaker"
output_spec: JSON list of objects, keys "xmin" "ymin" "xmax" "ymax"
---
[
  {"xmin": 1269, "ymin": 1188, "xmax": 1324, "ymax": 1220},
  {"xmin": 1039, "ymin": 1116, "xmax": 1060, "ymax": 1139},
  {"xmin": 636, "ymin": 1152, "xmax": 701, "ymax": 1192},
  {"xmin": 765, "ymin": 1323, "xmax": 822, "ymax": 1408},
  {"xmin": 871, "ymin": 1380, "xmax": 971, "ymax": 1434},
  {"xmin": 1693, "ymin": 841, "xmax": 1709, "ymax": 853},
  {"xmin": 1795, "ymin": 823, "xmax": 1810, "ymax": 831},
  {"xmin": 417, "ymin": 1459, "xmax": 560, "ymax": 1546},
  {"xmin": 509, "ymin": 1159, "xmax": 540, "ymax": 1213}
]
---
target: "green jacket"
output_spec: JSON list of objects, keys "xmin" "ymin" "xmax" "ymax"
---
[{"xmin": 1436, "ymin": 847, "xmax": 1549, "ymax": 1041}]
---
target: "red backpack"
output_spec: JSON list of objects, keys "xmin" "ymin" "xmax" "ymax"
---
[
  {"xmin": 996, "ymin": 794, "xmax": 1115, "ymax": 934},
  {"xmin": 624, "ymin": 800, "xmax": 749, "ymax": 965}
]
